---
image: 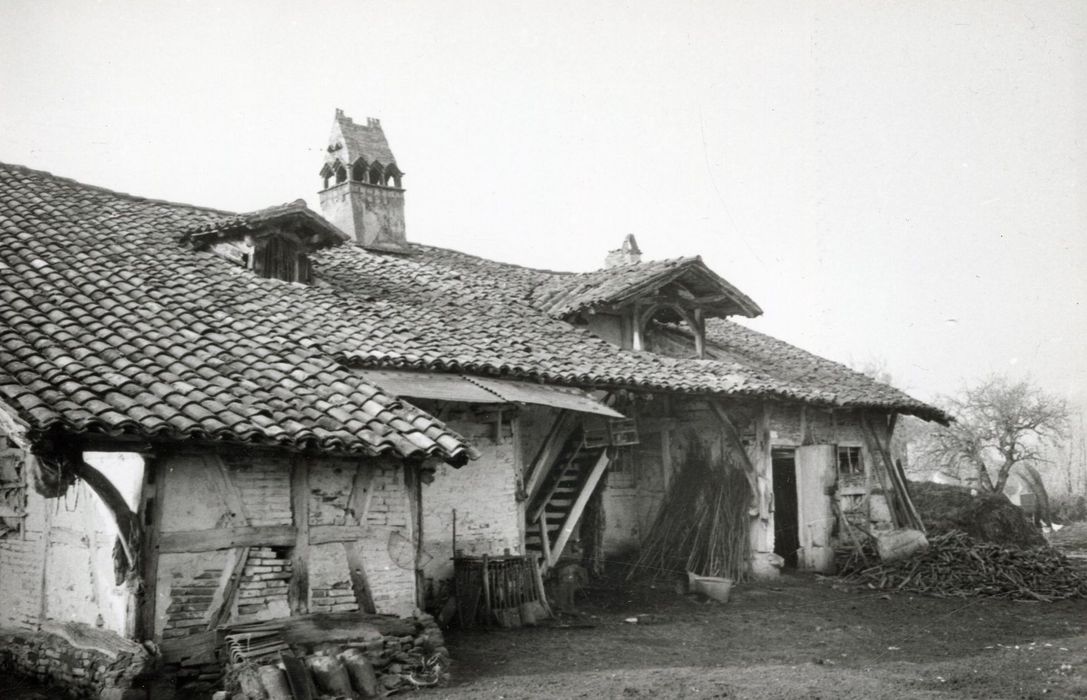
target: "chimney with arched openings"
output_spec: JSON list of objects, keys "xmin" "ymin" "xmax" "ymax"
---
[{"xmin": 318, "ymin": 109, "xmax": 409, "ymax": 253}]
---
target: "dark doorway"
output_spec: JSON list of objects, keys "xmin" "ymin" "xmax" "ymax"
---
[{"xmin": 772, "ymin": 448, "xmax": 799, "ymax": 569}]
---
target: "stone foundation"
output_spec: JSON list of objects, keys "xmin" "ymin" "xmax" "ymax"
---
[{"xmin": 0, "ymin": 622, "xmax": 153, "ymax": 698}]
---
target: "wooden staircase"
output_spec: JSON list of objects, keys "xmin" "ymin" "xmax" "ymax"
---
[{"xmin": 524, "ymin": 428, "xmax": 609, "ymax": 575}]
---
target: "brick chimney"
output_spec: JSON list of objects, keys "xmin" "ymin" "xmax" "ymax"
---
[
  {"xmin": 605, "ymin": 234, "xmax": 642, "ymax": 268},
  {"xmin": 318, "ymin": 109, "xmax": 409, "ymax": 253}
]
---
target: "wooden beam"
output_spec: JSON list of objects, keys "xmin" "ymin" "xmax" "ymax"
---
[
  {"xmin": 308, "ymin": 524, "xmax": 371, "ymax": 546},
  {"xmin": 158, "ymin": 525, "xmax": 296, "ymax": 553},
  {"xmin": 342, "ymin": 540, "xmax": 376, "ymax": 614},
  {"xmin": 289, "ymin": 457, "xmax": 310, "ymax": 615},
  {"xmin": 207, "ymin": 546, "xmax": 249, "ymax": 630},
  {"xmin": 74, "ymin": 459, "xmax": 139, "ymax": 561},
  {"xmin": 549, "ymin": 450, "xmax": 610, "ymax": 564}
]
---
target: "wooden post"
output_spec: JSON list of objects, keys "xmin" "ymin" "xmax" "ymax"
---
[
  {"xmin": 37, "ymin": 495, "xmax": 53, "ymax": 630},
  {"xmin": 481, "ymin": 554, "xmax": 492, "ymax": 624},
  {"xmin": 693, "ymin": 308, "xmax": 705, "ymax": 359},
  {"xmin": 289, "ymin": 457, "xmax": 310, "ymax": 615},
  {"xmin": 138, "ymin": 455, "xmax": 166, "ymax": 642},
  {"xmin": 537, "ymin": 511, "xmax": 552, "ymax": 572}
]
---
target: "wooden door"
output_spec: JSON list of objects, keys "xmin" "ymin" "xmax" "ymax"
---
[{"xmin": 794, "ymin": 445, "xmax": 836, "ymax": 572}]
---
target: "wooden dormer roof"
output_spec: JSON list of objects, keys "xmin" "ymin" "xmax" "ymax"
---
[{"xmin": 530, "ymin": 256, "xmax": 763, "ymax": 321}]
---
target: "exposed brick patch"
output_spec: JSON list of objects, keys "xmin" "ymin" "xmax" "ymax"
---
[
  {"xmin": 234, "ymin": 547, "xmax": 291, "ymax": 621},
  {"xmin": 162, "ymin": 567, "xmax": 222, "ymax": 639}
]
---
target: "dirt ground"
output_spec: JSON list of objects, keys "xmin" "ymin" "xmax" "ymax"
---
[
  {"xmin": 432, "ymin": 568, "xmax": 1087, "ymax": 700},
  {"xmin": 3, "ymin": 532, "xmax": 1086, "ymax": 699}
]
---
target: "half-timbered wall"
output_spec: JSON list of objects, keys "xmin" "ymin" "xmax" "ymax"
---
[
  {"xmin": 150, "ymin": 450, "xmax": 417, "ymax": 647},
  {"xmin": 0, "ymin": 425, "xmax": 135, "ymax": 634}
]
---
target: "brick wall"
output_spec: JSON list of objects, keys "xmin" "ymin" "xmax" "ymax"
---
[
  {"xmin": 421, "ymin": 412, "xmax": 522, "ymax": 586},
  {"xmin": 224, "ymin": 456, "xmax": 291, "ymax": 526}
]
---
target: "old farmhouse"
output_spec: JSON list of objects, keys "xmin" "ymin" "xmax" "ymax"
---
[{"xmin": 0, "ymin": 110, "xmax": 946, "ymax": 696}]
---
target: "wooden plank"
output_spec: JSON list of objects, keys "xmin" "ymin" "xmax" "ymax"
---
[
  {"xmin": 550, "ymin": 450, "xmax": 610, "ymax": 564},
  {"xmin": 207, "ymin": 546, "xmax": 249, "ymax": 630},
  {"xmin": 289, "ymin": 457, "xmax": 310, "ymax": 615},
  {"xmin": 342, "ymin": 540, "xmax": 377, "ymax": 614},
  {"xmin": 308, "ymin": 524, "xmax": 371, "ymax": 546},
  {"xmin": 157, "ymin": 525, "xmax": 296, "ymax": 553}
]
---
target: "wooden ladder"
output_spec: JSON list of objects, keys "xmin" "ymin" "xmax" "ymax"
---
[{"xmin": 524, "ymin": 431, "xmax": 610, "ymax": 576}]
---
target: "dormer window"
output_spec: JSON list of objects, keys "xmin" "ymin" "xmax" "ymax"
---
[
  {"xmin": 253, "ymin": 235, "xmax": 312, "ymax": 284},
  {"xmin": 181, "ymin": 200, "xmax": 348, "ymax": 285}
]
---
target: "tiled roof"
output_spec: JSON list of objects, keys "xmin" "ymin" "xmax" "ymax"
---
[
  {"xmin": 703, "ymin": 320, "xmax": 943, "ymax": 418},
  {"xmin": 0, "ymin": 163, "xmax": 473, "ymax": 462},
  {"xmin": 313, "ymin": 245, "xmax": 950, "ymax": 422},
  {"xmin": 0, "ymin": 159, "xmax": 948, "ymax": 455},
  {"xmin": 529, "ymin": 256, "xmax": 763, "ymax": 319}
]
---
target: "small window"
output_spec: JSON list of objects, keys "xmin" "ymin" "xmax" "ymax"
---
[
  {"xmin": 253, "ymin": 237, "xmax": 311, "ymax": 284},
  {"xmin": 837, "ymin": 446, "xmax": 863, "ymax": 477}
]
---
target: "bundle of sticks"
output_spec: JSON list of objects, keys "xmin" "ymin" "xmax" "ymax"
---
[
  {"xmin": 628, "ymin": 442, "xmax": 752, "ymax": 582},
  {"xmin": 837, "ymin": 530, "xmax": 1087, "ymax": 602}
]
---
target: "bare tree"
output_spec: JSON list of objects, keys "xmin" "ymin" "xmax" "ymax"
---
[{"xmin": 925, "ymin": 376, "xmax": 1070, "ymax": 521}]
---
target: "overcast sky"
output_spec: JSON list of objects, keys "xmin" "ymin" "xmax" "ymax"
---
[{"xmin": 1, "ymin": 1, "xmax": 1083, "ymax": 405}]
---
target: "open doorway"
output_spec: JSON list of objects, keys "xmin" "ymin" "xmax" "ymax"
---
[{"xmin": 772, "ymin": 448, "xmax": 799, "ymax": 569}]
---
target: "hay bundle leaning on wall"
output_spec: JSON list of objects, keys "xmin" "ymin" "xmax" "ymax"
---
[{"xmin": 627, "ymin": 437, "xmax": 753, "ymax": 582}]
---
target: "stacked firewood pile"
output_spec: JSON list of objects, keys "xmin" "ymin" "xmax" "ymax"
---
[{"xmin": 837, "ymin": 530, "xmax": 1087, "ymax": 602}]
